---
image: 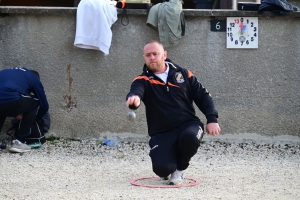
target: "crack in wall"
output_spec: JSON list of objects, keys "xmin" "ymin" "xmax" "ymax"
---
[{"xmin": 63, "ymin": 64, "xmax": 77, "ymax": 112}]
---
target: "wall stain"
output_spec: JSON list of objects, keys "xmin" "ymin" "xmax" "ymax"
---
[{"xmin": 63, "ymin": 64, "xmax": 77, "ymax": 111}]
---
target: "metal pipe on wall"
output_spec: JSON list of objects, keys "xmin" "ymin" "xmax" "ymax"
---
[{"xmin": 232, "ymin": 0, "xmax": 237, "ymax": 9}]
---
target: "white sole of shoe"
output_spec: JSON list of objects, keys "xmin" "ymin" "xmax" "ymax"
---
[
  {"xmin": 169, "ymin": 179, "xmax": 184, "ymax": 185},
  {"xmin": 9, "ymin": 147, "xmax": 30, "ymax": 153}
]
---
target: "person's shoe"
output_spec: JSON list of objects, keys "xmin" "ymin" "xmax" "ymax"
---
[
  {"xmin": 9, "ymin": 140, "xmax": 31, "ymax": 153},
  {"xmin": 160, "ymin": 175, "xmax": 170, "ymax": 180},
  {"xmin": 169, "ymin": 170, "xmax": 184, "ymax": 185}
]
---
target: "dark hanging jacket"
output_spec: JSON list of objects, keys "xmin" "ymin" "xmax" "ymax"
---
[{"xmin": 258, "ymin": 0, "xmax": 300, "ymax": 15}]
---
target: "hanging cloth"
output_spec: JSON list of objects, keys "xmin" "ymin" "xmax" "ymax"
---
[
  {"xmin": 146, "ymin": 0, "xmax": 185, "ymax": 48},
  {"xmin": 74, "ymin": 0, "xmax": 118, "ymax": 55}
]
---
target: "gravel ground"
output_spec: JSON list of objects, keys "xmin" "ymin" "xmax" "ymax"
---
[{"xmin": 0, "ymin": 137, "xmax": 300, "ymax": 200}]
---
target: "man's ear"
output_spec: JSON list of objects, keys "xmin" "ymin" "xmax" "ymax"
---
[{"xmin": 164, "ymin": 50, "xmax": 168, "ymax": 60}]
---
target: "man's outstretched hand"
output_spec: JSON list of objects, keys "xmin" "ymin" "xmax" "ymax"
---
[{"xmin": 126, "ymin": 95, "xmax": 141, "ymax": 108}]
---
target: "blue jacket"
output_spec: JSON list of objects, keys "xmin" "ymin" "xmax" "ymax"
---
[{"xmin": 0, "ymin": 67, "xmax": 49, "ymax": 120}]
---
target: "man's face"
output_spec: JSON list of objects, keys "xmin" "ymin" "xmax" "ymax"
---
[{"xmin": 143, "ymin": 42, "xmax": 167, "ymax": 74}]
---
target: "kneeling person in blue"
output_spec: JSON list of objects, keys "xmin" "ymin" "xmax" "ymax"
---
[
  {"xmin": 126, "ymin": 40, "xmax": 221, "ymax": 185},
  {"xmin": 0, "ymin": 67, "xmax": 49, "ymax": 153}
]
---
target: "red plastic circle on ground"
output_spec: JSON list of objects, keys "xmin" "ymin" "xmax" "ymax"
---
[{"xmin": 130, "ymin": 176, "xmax": 200, "ymax": 188}]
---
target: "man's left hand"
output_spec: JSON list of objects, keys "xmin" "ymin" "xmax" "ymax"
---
[{"xmin": 206, "ymin": 123, "xmax": 220, "ymax": 136}]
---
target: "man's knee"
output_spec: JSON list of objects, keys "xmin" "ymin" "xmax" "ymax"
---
[
  {"xmin": 181, "ymin": 131, "xmax": 202, "ymax": 147},
  {"xmin": 152, "ymin": 163, "xmax": 176, "ymax": 177},
  {"xmin": 181, "ymin": 124, "xmax": 204, "ymax": 144}
]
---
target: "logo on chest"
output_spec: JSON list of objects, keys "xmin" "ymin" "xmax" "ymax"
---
[{"xmin": 175, "ymin": 72, "xmax": 185, "ymax": 83}]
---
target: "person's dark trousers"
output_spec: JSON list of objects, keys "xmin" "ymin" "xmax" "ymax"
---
[
  {"xmin": 0, "ymin": 95, "xmax": 39, "ymax": 143},
  {"xmin": 149, "ymin": 121, "xmax": 204, "ymax": 178}
]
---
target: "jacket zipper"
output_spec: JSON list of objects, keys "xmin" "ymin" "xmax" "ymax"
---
[{"xmin": 166, "ymin": 77, "xmax": 169, "ymax": 91}]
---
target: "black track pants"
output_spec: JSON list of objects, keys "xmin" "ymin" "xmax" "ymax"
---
[
  {"xmin": 0, "ymin": 95, "xmax": 39, "ymax": 143},
  {"xmin": 148, "ymin": 121, "xmax": 204, "ymax": 178}
]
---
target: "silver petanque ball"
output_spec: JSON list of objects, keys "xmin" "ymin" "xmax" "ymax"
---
[{"xmin": 127, "ymin": 111, "xmax": 136, "ymax": 120}]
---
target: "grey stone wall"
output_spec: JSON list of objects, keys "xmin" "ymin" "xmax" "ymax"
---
[{"xmin": 0, "ymin": 7, "xmax": 299, "ymax": 142}]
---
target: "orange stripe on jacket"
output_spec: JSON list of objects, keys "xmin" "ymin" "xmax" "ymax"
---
[
  {"xmin": 168, "ymin": 82, "xmax": 180, "ymax": 88},
  {"xmin": 133, "ymin": 76, "xmax": 165, "ymax": 86},
  {"xmin": 133, "ymin": 76, "xmax": 180, "ymax": 88},
  {"xmin": 187, "ymin": 70, "xmax": 194, "ymax": 78}
]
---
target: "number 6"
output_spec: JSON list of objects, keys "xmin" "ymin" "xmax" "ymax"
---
[{"xmin": 216, "ymin": 22, "xmax": 220, "ymax": 30}]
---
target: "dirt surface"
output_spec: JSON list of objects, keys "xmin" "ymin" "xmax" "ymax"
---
[{"xmin": 1, "ymin": 139, "xmax": 299, "ymax": 199}]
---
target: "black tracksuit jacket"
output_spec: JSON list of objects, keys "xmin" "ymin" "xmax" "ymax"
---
[{"xmin": 126, "ymin": 59, "xmax": 218, "ymax": 136}]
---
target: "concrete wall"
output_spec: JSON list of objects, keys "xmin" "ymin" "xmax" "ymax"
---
[{"xmin": 0, "ymin": 7, "xmax": 299, "ymax": 142}]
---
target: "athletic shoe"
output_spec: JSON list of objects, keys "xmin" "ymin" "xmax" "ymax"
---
[
  {"xmin": 9, "ymin": 140, "xmax": 31, "ymax": 153},
  {"xmin": 169, "ymin": 170, "xmax": 184, "ymax": 185}
]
